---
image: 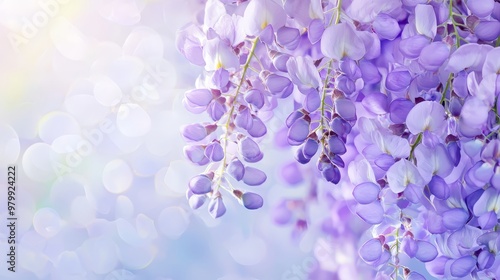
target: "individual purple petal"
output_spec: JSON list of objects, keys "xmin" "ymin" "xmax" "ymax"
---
[
  {"xmin": 482, "ymin": 47, "xmax": 500, "ymax": 77},
  {"xmin": 360, "ymin": 60, "xmax": 381, "ymax": 84},
  {"xmin": 477, "ymin": 250, "xmax": 495, "ymax": 270},
  {"xmin": 276, "ymin": 26, "xmax": 300, "ymax": 50},
  {"xmin": 184, "ymin": 145, "xmax": 208, "ymax": 165},
  {"xmin": 227, "ymin": 158, "xmax": 245, "ymax": 181},
  {"xmin": 407, "ymin": 272, "xmax": 426, "ymax": 280},
  {"xmin": 207, "ymin": 100, "xmax": 226, "ymax": 121},
  {"xmin": 340, "ymin": 59, "xmax": 362, "ymax": 81},
  {"xmin": 243, "ymin": 0, "xmax": 286, "ymax": 36},
  {"xmin": 330, "ymin": 154, "xmax": 345, "ymax": 168},
  {"xmin": 328, "ymin": 135, "xmax": 346, "ymax": 155},
  {"xmin": 238, "ymin": 137, "xmax": 263, "ymax": 163},
  {"xmin": 304, "ymin": 90, "xmax": 321, "ymax": 112},
  {"xmin": 474, "ymin": 20, "xmax": 500, "ymax": 41},
  {"xmin": 286, "ymin": 110, "xmax": 305, "ymax": 128},
  {"xmin": 302, "ymin": 138, "xmax": 319, "ymax": 159},
  {"xmin": 308, "ymin": 19, "xmax": 324, "ymax": 44},
  {"xmin": 352, "ymin": 182, "xmax": 380, "ymax": 204},
  {"xmin": 358, "ymin": 31, "xmax": 381, "ymax": 60},
  {"xmin": 459, "ymin": 97, "xmax": 489, "ymax": 137},
  {"xmin": 452, "ymin": 71, "xmax": 469, "ymax": 98},
  {"xmin": 481, "ymin": 140, "xmax": 500, "ymax": 164},
  {"xmin": 493, "ymin": 2, "xmax": 500, "ymax": 20},
  {"xmin": 244, "ymin": 89, "xmax": 265, "ymax": 109},
  {"xmin": 491, "ymin": 171, "xmax": 500, "ymax": 190},
  {"xmin": 415, "ymin": 240, "xmax": 438, "ymax": 262},
  {"xmin": 450, "ymin": 256, "xmax": 477, "ymax": 278},
  {"xmin": 335, "ymin": 98, "xmax": 357, "ymax": 121},
  {"xmin": 449, "ymin": 96, "xmax": 462, "ymax": 117},
  {"xmin": 446, "ymin": 44, "xmax": 493, "ymax": 73},
  {"xmin": 287, "ymin": 118, "xmax": 310, "ymax": 145},
  {"xmin": 242, "ymin": 192, "xmax": 264, "ymax": 210},
  {"xmin": 208, "ymin": 195, "xmax": 226, "ymax": 218},
  {"xmin": 189, "ymin": 174, "xmax": 213, "ymax": 194},
  {"xmin": 418, "ymin": 42, "xmax": 450, "ymax": 71},
  {"xmin": 361, "ymin": 92, "xmax": 389, "ymax": 114},
  {"xmin": 478, "ymin": 211, "xmax": 497, "ymax": 230},
  {"xmin": 283, "ymin": 0, "xmax": 312, "ymax": 26},
  {"xmin": 473, "ymin": 187, "xmax": 498, "ymax": 217},
  {"xmin": 387, "ymin": 159, "xmax": 424, "ymax": 193},
  {"xmin": 272, "ymin": 53, "xmax": 290, "ymax": 72},
  {"xmin": 386, "ymin": 70, "xmax": 412, "ymax": 91},
  {"xmin": 247, "ymin": 116, "xmax": 267, "ymax": 138},
  {"xmin": 389, "ymin": 98, "xmax": 414, "ymax": 124},
  {"xmin": 359, "ymin": 238, "xmax": 383, "ymax": 263},
  {"xmin": 204, "ymin": 141, "xmax": 224, "ymax": 162},
  {"xmin": 374, "ymin": 154, "xmax": 395, "ymax": 171},
  {"xmin": 406, "ymin": 101, "xmax": 446, "ymax": 134},
  {"xmin": 330, "ymin": 117, "xmax": 352, "ymax": 137},
  {"xmin": 335, "ymin": 75, "xmax": 356, "ymax": 96},
  {"xmin": 429, "ymin": 175, "xmax": 450, "ymax": 200},
  {"xmin": 425, "ymin": 256, "xmax": 449, "ymax": 277},
  {"xmin": 425, "ymin": 211, "xmax": 446, "ymax": 234},
  {"xmin": 259, "ymin": 24, "xmax": 274, "ymax": 45},
  {"xmin": 212, "ymin": 68, "xmax": 229, "ymax": 89},
  {"xmin": 266, "ymin": 74, "xmax": 294, "ymax": 98},
  {"xmin": 181, "ymin": 123, "xmax": 207, "ymax": 141},
  {"xmin": 187, "ymin": 190, "xmax": 206, "ymax": 209},
  {"xmin": 321, "ymin": 164, "xmax": 341, "ymax": 184},
  {"xmin": 185, "ymin": 89, "xmax": 213, "ymax": 106},
  {"xmin": 242, "ymin": 166, "xmax": 267, "ymax": 186},
  {"xmin": 402, "ymin": 237, "xmax": 418, "ymax": 258},
  {"xmin": 447, "ymin": 141, "xmax": 461, "ymax": 167},
  {"xmin": 356, "ymin": 201, "xmax": 384, "ymax": 225},
  {"xmin": 321, "ymin": 22, "xmax": 366, "ymax": 61},
  {"xmin": 404, "ymin": 183, "xmax": 423, "ymax": 204},
  {"xmin": 235, "ymin": 107, "xmax": 253, "ymax": 130},
  {"xmin": 280, "ymin": 162, "xmax": 303, "ymax": 185},
  {"xmin": 295, "ymin": 146, "xmax": 311, "ymax": 164},
  {"xmin": 415, "ymin": 4, "xmax": 437, "ymax": 39},
  {"xmin": 416, "ymin": 71, "xmax": 440, "ymax": 90},
  {"xmin": 442, "ymin": 208, "xmax": 469, "ymax": 230},
  {"xmin": 356, "ymin": 201, "xmax": 384, "ymax": 224},
  {"xmin": 467, "ymin": 0, "xmax": 495, "ymax": 18},
  {"xmin": 373, "ymin": 13, "xmax": 401, "ymax": 40}
]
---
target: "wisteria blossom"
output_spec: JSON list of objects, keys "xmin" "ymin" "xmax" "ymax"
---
[{"xmin": 178, "ymin": 0, "xmax": 500, "ymax": 278}]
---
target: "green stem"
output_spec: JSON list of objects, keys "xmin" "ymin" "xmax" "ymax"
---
[
  {"xmin": 449, "ymin": 0, "xmax": 461, "ymax": 48},
  {"xmin": 214, "ymin": 38, "xmax": 259, "ymax": 193},
  {"xmin": 327, "ymin": 0, "xmax": 343, "ymax": 26},
  {"xmin": 409, "ymin": 133, "xmax": 422, "ymax": 162},
  {"xmin": 440, "ymin": 73, "xmax": 453, "ymax": 105}
]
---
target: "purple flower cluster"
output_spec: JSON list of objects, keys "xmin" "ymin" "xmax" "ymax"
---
[{"xmin": 178, "ymin": 0, "xmax": 500, "ymax": 278}]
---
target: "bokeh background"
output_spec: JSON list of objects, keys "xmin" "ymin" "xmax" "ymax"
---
[{"xmin": 0, "ymin": 1, "xmax": 369, "ymax": 279}]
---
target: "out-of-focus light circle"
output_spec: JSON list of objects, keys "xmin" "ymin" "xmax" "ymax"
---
[
  {"xmin": 0, "ymin": 123, "xmax": 20, "ymax": 165},
  {"xmin": 38, "ymin": 111, "xmax": 80, "ymax": 144},
  {"xmin": 102, "ymin": 159, "xmax": 133, "ymax": 194},
  {"xmin": 33, "ymin": 208, "xmax": 62, "ymax": 238},
  {"xmin": 157, "ymin": 206, "xmax": 190, "ymax": 239}
]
